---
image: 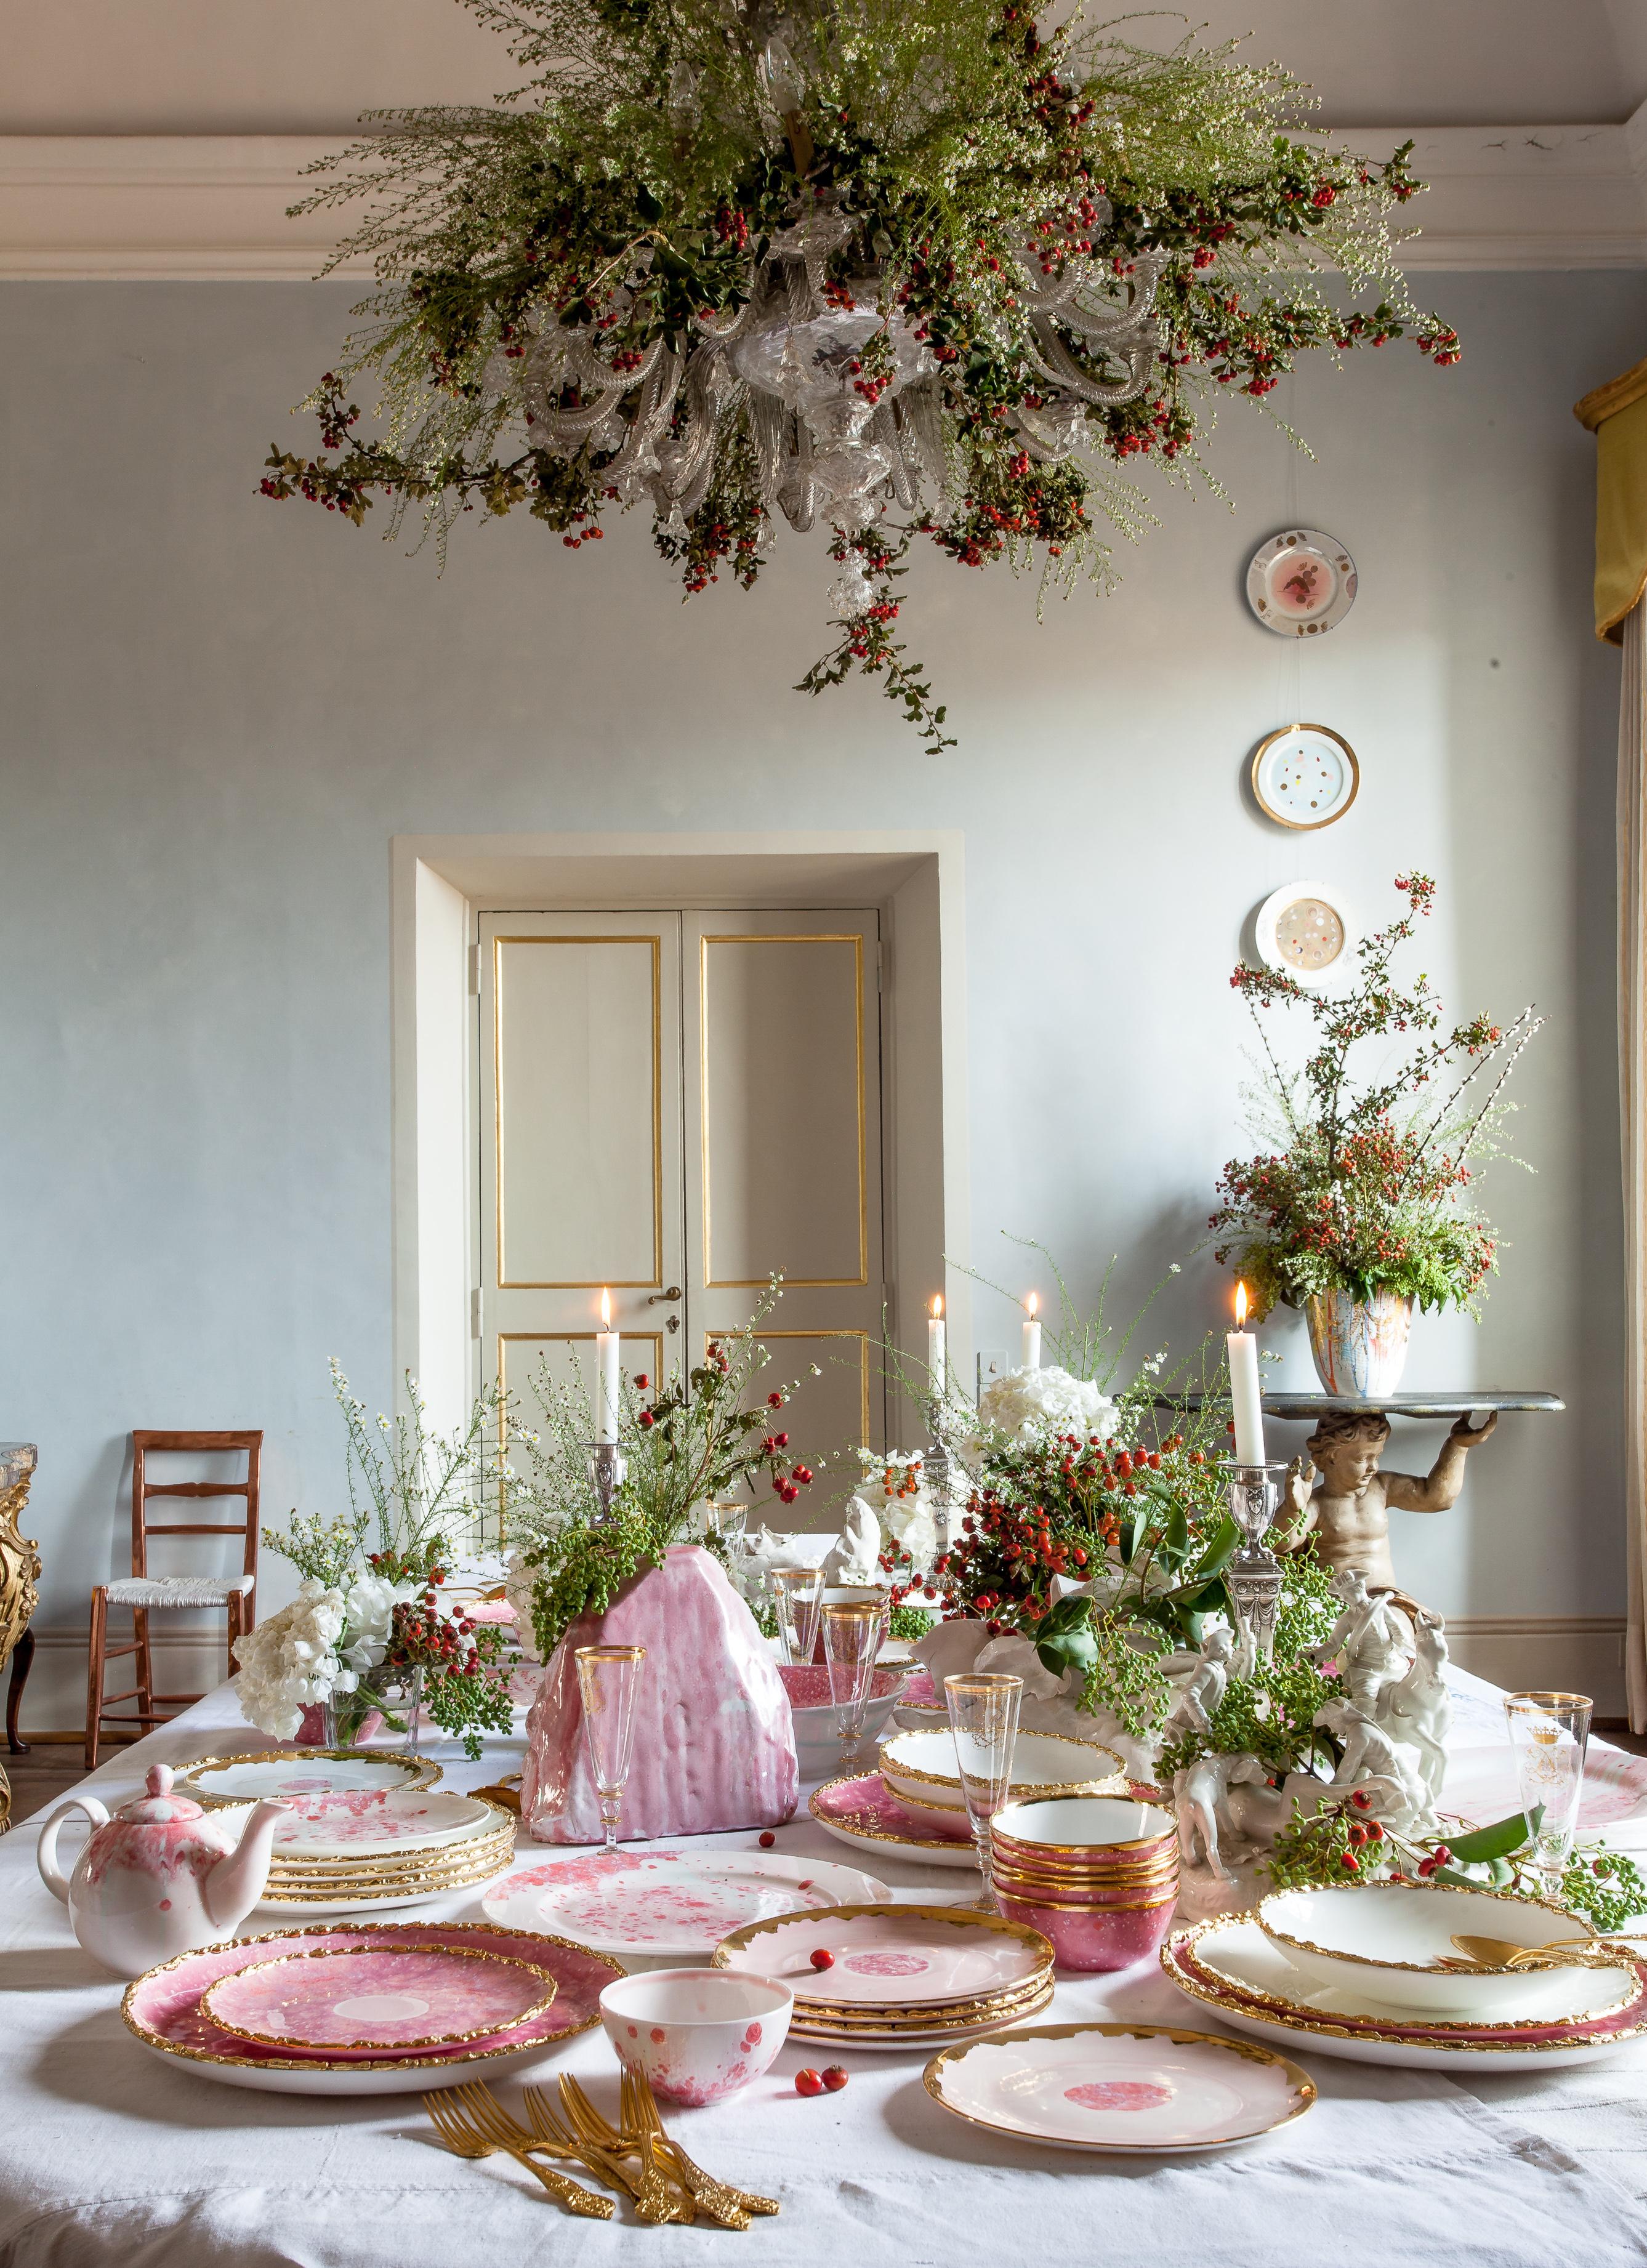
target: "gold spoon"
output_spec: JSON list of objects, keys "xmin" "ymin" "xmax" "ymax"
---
[{"xmin": 1444, "ymin": 1931, "xmax": 1647, "ymax": 1971}]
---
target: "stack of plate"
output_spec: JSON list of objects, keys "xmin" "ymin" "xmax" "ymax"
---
[
  {"xmin": 122, "ymin": 1918, "xmax": 621, "ymax": 2096},
  {"xmin": 1163, "ymin": 1880, "xmax": 1647, "ymax": 2072},
  {"xmin": 808, "ymin": 1728, "xmax": 1126, "ymax": 1872},
  {"xmin": 714, "ymin": 1903, "xmax": 1055, "ymax": 2051},
  {"xmin": 175, "ymin": 1754, "xmax": 514, "ymax": 1912},
  {"xmin": 483, "ymin": 1846, "xmax": 890, "ymax": 1961}
]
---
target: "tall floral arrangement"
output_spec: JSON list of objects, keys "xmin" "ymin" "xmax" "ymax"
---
[
  {"xmin": 259, "ymin": 0, "xmax": 1454, "ymax": 748},
  {"xmin": 506, "ymin": 1277, "xmax": 816, "ymax": 1657},
  {"xmin": 239, "ymin": 1364, "xmax": 517, "ymax": 1756},
  {"xmin": 1209, "ymin": 875, "xmax": 1540, "ymax": 1319}
]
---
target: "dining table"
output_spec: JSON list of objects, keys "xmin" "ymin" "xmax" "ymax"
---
[{"xmin": 5, "ymin": 1667, "xmax": 1647, "ymax": 2267}]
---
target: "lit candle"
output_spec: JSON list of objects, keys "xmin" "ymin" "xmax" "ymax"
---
[
  {"xmin": 596, "ymin": 1288, "xmax": 621, "ymax": 1444},
  {"xmin": 1021, "ymin": 1292, "xmax": 1041, "ymax": 1371},
  {"xmin": 928, "ymin": 1294, "xmax": 946, "ymax": 1385},
  {"xmin": 1226, "ymin": 1281, "xmax": 1266, "ymax": 1466}
]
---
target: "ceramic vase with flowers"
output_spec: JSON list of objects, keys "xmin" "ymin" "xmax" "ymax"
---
[
  {"xmin": 1209, "ymin": 874, "xmax": 1540, "ymax": 1394},
  {"xmin": 507, "ymin": 1279, "xmax": 815, "ymax": 1841}
]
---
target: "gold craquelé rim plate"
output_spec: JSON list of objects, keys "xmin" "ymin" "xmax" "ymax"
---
[
  {"xmin": 922, "ymin": 2021, "xmax": 1316, "ymax": 2152},
  {"xmin": 879, "ymin": 1731, "xmax": 1125, "ymax": 1806},
  {"xmin": 1256, "ymin": 1877, "xmax": 1598, "ymax": 1977},
  {"xmin": 792, "ymin": 1984, "xmax": 1058, "ymax": 2040},
  {"xmin": 1161, "ymin": 1921, "xmax": 1647, "ymax": 2051},
  {"xmin": 264, "ymin": 1822, "xmax": 517, "ymax": 1881},
  {"xmin": 199, "ymin": 1942, "xmax": 560, "ymax": 2052},
  {"xmin": 789, "ymin": 1971, "xmax": 1055, "ymax": 2027},
  {"xmin": 121, "ymin": 1920, "xmax": 618, "ymax": 2075},
  {"xmin": 175, "ymin": 1750, "xmax": 443, "ymax": 1804},
  {"xmin": 714, "ymin": 1901, "xmax": 1053, "ymax": 2011},
  {"xmin": 807, "ymin": 1776, "xmax": 978, "ymax": 1854}
]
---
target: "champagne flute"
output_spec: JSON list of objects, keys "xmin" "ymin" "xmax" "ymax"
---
[
  {"xmin": 822, "ymin": 1598, "xmax": 889, "ymax": 1769},
  {"xmin": 1504, "ymin": 1690, "xmax": 1592, "ymax": 1889},
  {"xmin": 770, "ymin": 1566, "xmax": 826, "ymax": 1667},
  {"xmin": 575, "ymin": 1644, "xmax": 646, "ymax": 1854},
  {"xmin": 944, "ymin": 1672, "xmax": 1023, "ymax": 1913}
]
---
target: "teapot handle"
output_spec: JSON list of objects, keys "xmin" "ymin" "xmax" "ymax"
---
[{"xmin": 36, "ymin": 1795, "xmax": 110, "ymax": 1905}]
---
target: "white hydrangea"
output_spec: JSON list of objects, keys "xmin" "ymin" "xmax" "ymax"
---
[
  {"xmin": 234, "ymin": 1579, "xmax": 349, "ymax": 1741},
  {"xmin": 338, "ymin": 1570, "xmax": 419, "ymax": 1678},
  {"xmin": 978, "ymin": 1364, "xmax": 1120, "ymax": 1446}
]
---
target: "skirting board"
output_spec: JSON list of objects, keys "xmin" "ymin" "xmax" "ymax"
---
[{"xmin": 14, "ymin": 1616, "xmax": 1630, "ymax": 1737}]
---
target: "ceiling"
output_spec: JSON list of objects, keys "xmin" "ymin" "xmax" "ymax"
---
[{"xmin": 3, "ymin": 0, "xmax": 1645, "ymax": 139}]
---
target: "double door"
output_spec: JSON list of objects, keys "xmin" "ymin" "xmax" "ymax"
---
[{"xmin": 478, "ymin": 909, "xmax": 884, "ymax": 1520}]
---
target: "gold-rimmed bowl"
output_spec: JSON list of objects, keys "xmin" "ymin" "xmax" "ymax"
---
[
  {"xmin": 991, "ymin": 1795, "xmax": 1177, "ymax": 1870},
  {"xmin": 990, "ymin": 1856, "xmax": 1178, "ymax": 1905},
  {"xmin": 879, "ymin": 1729, "xmax": 1125, "ymax": 1813},
  {"xmin": 997, "ymin": 1879, "xmax": 1178, "ymax": 1972}
]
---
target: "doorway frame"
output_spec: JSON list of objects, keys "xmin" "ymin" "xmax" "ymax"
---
[{"xmin": 389, "ymin": 830, "xmax": 970, "ymax": 1452}]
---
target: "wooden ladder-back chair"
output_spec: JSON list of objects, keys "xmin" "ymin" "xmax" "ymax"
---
[{"xmin": 85, "ymin": 1430, "xmax": 262, "ymax": 1768}]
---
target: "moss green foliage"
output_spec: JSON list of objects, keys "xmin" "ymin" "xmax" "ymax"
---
[
  {"xmin": 259, "ymin": 0, "xmax": 1455, "ymax": 744},
  {"xmin": 1157, "ymin": 1546, "xmax": 1344, "ymax": 1780}
]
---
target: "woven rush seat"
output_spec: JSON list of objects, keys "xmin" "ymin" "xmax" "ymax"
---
[{"xmin": 103, "ymin": 1574, "xmax": 255, "ymax": 1609}]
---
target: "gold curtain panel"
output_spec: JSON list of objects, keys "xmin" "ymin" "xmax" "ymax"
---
[{"xmin": 1576, "ymin": 356, "xmax": 1647, "ymax": 644}]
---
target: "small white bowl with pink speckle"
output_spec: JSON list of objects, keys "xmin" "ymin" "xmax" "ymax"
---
[{"xmin": 598, "ymin": 1968, "xmax": 794, "ymax": 2105}]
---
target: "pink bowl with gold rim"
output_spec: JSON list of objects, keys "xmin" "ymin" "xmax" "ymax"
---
[{"xmin": 996, "ymin": 1883, "xmax": 1178, "ymax": 1973}]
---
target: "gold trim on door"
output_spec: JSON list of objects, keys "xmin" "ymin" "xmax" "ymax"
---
[
  {"xmin": 707, "ymin": 1327, "xmax": 873, "ymax": 1444},
  {"xmin": 494, "ymin": 934, "xmax": 664, "ymax": 1290},
  {"xmin": 699, "ymin": 932, "xmax": 868, "ymax": 1289}
]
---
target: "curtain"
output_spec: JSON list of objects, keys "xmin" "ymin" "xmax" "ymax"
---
[{"xmin": 1579, "ymin": 360, "xmax": 1647, "ymax": 1727}]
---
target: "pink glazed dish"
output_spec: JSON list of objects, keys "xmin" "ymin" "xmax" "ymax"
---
[{"xmin": 600, "ymin": 1968, "xmax": 794, "ymax": 2105}]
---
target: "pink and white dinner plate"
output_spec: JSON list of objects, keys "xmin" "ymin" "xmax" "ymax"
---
[
  {"xmin": 265, "ymin": 1787, "xmax": 501, "ymax": 1858},
  {"xmin": 176, "ymin": 1751, "xmax": 443, "ymax": 1805},
  {"xmin": 123, "ymin": 1920, "xmax": 621, "ymax": 2096},
  {"xmin": 714, "ymin": 1904, "xmax": 1052, "ymax": 2009},
  {"xmin": 1162, "ymin": 1918, "xmax": 1647, "ymax": 2072},
  {"xmin": 809, "ymin": 1772, "xmax": 980, "ymax": 1868},
  {"xmin": 201, "ymin": 1942, "xmax": 558, "ymax": 2051},
  {"xmin": 482, "ymin": 1846, "xmax": 890, "ymax": 1960},
  {"xmin": 924, "ymin": 2022, "xmax": 1316, "ymax": 2152}
]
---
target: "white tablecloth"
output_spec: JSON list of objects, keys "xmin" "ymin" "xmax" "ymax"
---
[{"xmin": 6, "ymin": 1678, "xmax": 1647, "ymax": 2267}]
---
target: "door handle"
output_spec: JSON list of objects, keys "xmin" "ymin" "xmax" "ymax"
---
[{"xmin": 647, "ymin": 1286, "xmax": 684, "ymax": 1305}]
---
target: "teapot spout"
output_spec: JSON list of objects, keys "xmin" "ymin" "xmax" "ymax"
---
[{"xmin": 203, "ymin": 1799, "xmax": 289, "ymax": 1932}]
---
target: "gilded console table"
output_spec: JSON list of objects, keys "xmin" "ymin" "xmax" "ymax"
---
[{"xmin": 0, "ymin": 1445, "xmax": 40, "ymax": 1830}]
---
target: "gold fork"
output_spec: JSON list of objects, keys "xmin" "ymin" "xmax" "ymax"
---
[
  {"xmin": 446, "ymin": 2080, "xmax": 636, "ymax": 2200},
  {"xmin": 623, "ymin": 2067, "xmax": 781, "ymax": 2223},
  {"xmin": 422, "ymin": 2089, "xmax": 613, "ymax": 2220},
  {"xmin": 521, "ymin": 2082, "xmax": 688, "ymax": 2224},
  {"xmin": 578, "ymin": 2072, "xmax": 751, "ymax": 2232},
  {"xmin": 550, "ymin": 2075, "xmax": 695, "ymax": 2226}
]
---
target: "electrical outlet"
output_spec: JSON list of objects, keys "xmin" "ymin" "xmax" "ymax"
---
[{"xmin": 976, "ymin": 1347, "xmax": 1010, "ymax": 1401}]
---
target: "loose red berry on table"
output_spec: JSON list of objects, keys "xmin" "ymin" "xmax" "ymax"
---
[
  {"xmin": 794, "ymin": 2069, "xmax": 824, "ymax": 2097},
  {"xmin": 810, "ymin": 1948, "xmax": 835, "ymax": 1971},
  {"xmin": 759, "ymin": 1830, "xmax": 776, "ymax": 1848},
  {"xmin": 822, "ymin": 2067, "xmax": 848, "ymax": 2093}
]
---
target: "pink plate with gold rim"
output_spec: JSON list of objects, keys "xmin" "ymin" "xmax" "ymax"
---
[
  {"xmin": 809, "ymin": 1772, "xmax": 978, "ymax": 1868},
  {"xmin": 266, "ymin": 1788, "xmax": 499, "ymax": 1858},
  {"xmin": 122, "ymin": 1920, "xmax": 620, "ymax": 2096},
  {"xmin": 201, "ymin": 1942, "xmax": 558, "ymax": 2051},
  {"xmin": 483, "ymin": 1846, "xmax": 888, "ymax": 1959},
  {"xmin": 924, "ymin": 2022, "xmax": 1316, "ymax": 2152},
  {"xmin": 714, "ymin": 1904, "xmax": 1051, "ymax": 2008}
]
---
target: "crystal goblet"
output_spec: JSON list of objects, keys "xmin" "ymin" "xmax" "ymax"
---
[
  {"xmin": 822, "ymin": 1597, "xmax": 889, "ymax": 1769},
  {"xmin": 770, "ymin": 1566, "xmax": 826, "ymax": 1668},
  {"xmin": 574, "ymin": 1643, "xmax": 646, "ymax": 1855},
  {"xmin": 1504, "ymin": 1690, "xmax": 1592, "ymax": 1888},
  {"xmin": 944, "ymin": 1671, "xmax": 1023, "ymax": 1913}
]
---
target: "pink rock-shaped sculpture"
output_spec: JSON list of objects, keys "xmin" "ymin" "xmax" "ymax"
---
[{"xmin": 521, "ymin": 1545, "xmax": 799, "ymax": 1843}]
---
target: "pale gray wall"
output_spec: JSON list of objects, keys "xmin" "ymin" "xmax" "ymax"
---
[{"xmin": 2, "ymin": 272, "xmax": 1642, "ymax": 1677}]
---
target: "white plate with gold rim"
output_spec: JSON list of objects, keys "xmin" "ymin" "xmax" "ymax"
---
[
  {"xmin": 175, "ymin": 1751, "xmax": 441, "ymax": 1805},
  {"xmin": 263, "ymin": 1788, "xmax": 503, "ymax": 1859},
  {"xmin": 1163, "ymin": 1919, "xmax": 1647, "ymax": 2071},
  {"xmin": 483, "ymin": 1846, "xmax": 888, "ymax": 1960},
  {"xmin": 925, "ymin": 2022, "xmax": 1315, "ymax": 2152},
  {"xmin": 1257, "ymin": 1881, "xmax": 1598, "ymax": 2019},
  {"xmin": 714, "ymin": 1904, "xmax": 1052, "ymax": 2009},
  {"xmin": 878, "ymin": 1729, "xmax": 1124, "ymax": 1812}
]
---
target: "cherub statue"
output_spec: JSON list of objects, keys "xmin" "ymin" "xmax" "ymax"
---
[
  {"xmin": 1315, "ymin": 1695, "xmax": 1433, "ymax": 1831},
  {"xmin": 1279, "ymin": 1407, "xmax": 1499, "ymax": 1590},
  {"xmin": 1161, "ymin": 1627, "xmax": 1236, "ymax": 1740},
  {"xmin": 1309, "ymin": 1567, "xmax": 1411, "ymax": 1716}
]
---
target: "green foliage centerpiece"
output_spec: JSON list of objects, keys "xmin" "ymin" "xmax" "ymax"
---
[{"xmin": 260, "ymin": 0, "xmax": 1456, "ymax": 749}]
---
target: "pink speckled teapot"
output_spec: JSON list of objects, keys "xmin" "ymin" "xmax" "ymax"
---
[{"xmin": 36, "ymin": 1764, "xmax": 288, "ymax": 1976}]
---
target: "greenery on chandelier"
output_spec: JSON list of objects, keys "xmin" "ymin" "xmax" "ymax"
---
[
  {"xmin": 258, "ymin": 0, "xmax": 1457, "ymax": 748},
  {"xmin": 1209, "ymin": 875, "xmax": 1542, "ymax": 1318}
]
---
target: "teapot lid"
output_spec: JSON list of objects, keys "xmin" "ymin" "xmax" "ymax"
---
[{"xmin": 119, "ymin": 1763, "xmax": 204, "ymax": 1824}]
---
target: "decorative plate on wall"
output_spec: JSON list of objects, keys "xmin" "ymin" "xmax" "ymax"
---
[
  {"xmin": 1246, "ymin": 529, "xmax": 1357, "ymax": 636},
  {"xmin": 1250, "ymin": 724, "xmax": 1360, "ymax": 829},
  {"xmin": 1253, "ymin": 880, "xmax": 1356, "ymax": 987}
]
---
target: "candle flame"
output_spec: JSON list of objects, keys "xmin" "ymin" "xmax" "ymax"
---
[
  {"xmin": 1234, "ymin": 1281, "xmax": 1249, "ymax": 1329},
  {"xmin": 930, "ymin": 1295, "xmax": 943, "ymax": 1319},
  {"xmin": 600, "ymin": 1287, "xmax": 611, "ymax": 1329},
  {"xmin": 1025, "ymin": 1292, "xmax": 1038, "ymax": 1319}
]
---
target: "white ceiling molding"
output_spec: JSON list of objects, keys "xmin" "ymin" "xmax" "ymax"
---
[{"xmin": 1, "ymin": 112, "xmax": 1645, "ymax": 281}]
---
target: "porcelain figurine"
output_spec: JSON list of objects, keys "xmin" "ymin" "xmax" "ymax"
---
[
  {"xmin": 1313, "ymin": 1695, "xmax": 1433, "ymax": 1830},
  {"xmin": 1308, "ymin": 1567, "xmax": 1413, "ymax": 1716},
  {"xmin": 521, "ymin": 1544, "xmax": 799, "ymax": 1843},
  {"xmin": 1161, "ymin": 1627, "xmax": 1236, "ymax": 1739},
  {"xmin": 1374, "ymin": 1609, "xmax": 1452, "ymax": 1803},
  {"xmin": 1280, "ymin": 1407, "xmax": 1499, "ymax": 1590},
  {"xmin": 1174, "ymin": 1753, "xmax": 1292, "ymax": 1884},
  {"xmin": 36, "ymin": 1763, "xmax": 288, "ymax": 1976},
  {"xmin": 823, "ymin": 1498, "xmax": 882, "ymax": 1586}
]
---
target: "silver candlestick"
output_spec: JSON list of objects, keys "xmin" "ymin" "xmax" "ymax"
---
[
  {"xmin": 924, "ymin": 1396, "xmax": 964, "ymax": 1550},
  {"xmin": 586, "ymin": 1441, "xmax": 627, "ymax": 1526},
  {"xmin": 1222, "ymin": 1460, "xmax": 1291, "ymax": 1669}
]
